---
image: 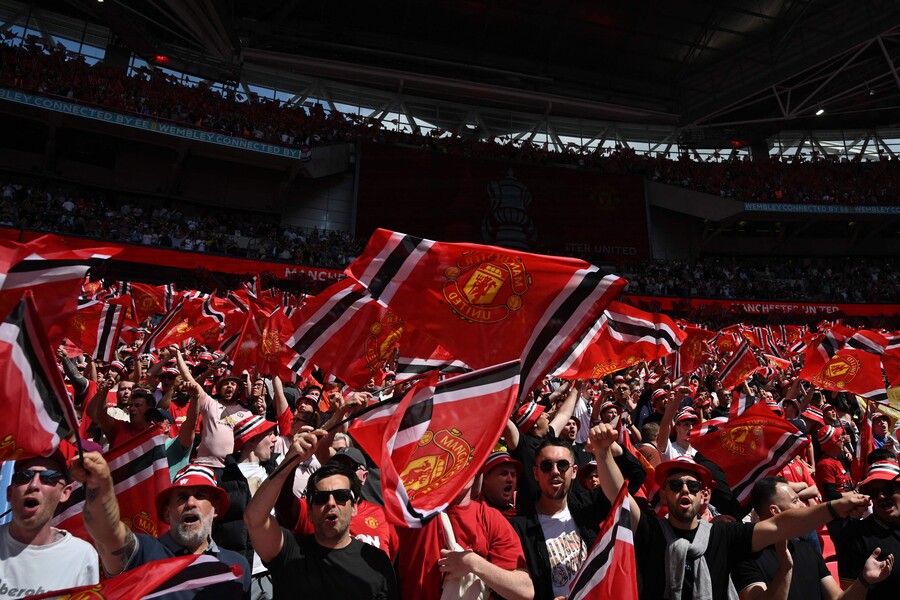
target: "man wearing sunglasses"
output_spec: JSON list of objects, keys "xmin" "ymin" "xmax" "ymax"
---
[
  {"xmin": 589, "ymin": 423, "xmax": 871, "ymax": 600},
  {"xmin": 837, "ymin": 460, "xmax": 900, "ymax": 599},
  {"xmin": 245, "ymin": 433, "xmax": 398, "ymax": 598},
  {"xmin": 0, "ymin": 452, "xmax": 99, "ymax": 596},
  {"xmin": 510, "ymin": 436, "xmax": 645, "ymax": 599}
]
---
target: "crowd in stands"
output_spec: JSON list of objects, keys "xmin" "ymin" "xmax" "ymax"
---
[{"xmin": 4, "ymin": 37, "xmax": 900, "ymax": 206}]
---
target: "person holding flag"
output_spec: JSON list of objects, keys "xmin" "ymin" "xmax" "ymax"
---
[{"xmin": 589, "ymin": 422, "xmax": 871, "ymax": 600}]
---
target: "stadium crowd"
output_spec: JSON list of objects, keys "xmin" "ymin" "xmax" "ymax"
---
[
  {"xmin": 3, "ymin": 316, "xmax": 900, "ymax": 599},
  {"xmin": 4, "ymin": 37, "xmax": 900, "ymax": 206}
]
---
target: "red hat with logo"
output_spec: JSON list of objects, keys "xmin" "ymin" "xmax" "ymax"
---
[
  {"xmin": 155, "ymin": 464, "xmax": 230, "ymax": 521},
  {"xmin": 232, "ymin": 415, "xmax": 276, "ymax": 452}
]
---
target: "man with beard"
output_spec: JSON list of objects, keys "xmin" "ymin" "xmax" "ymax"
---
[
  {"xmin": 72, "ymin": 454, "xmax": 250, "ymax": 599},
  {"xmin": 590, "ymin": 423, "xmax": 871, "ymax": 600},
  {"xmin": 510, "ymin": 437, "xmax": 643, "ymax": 600},
  {"xmin": 0, "ymin": 452, "xmax": 99, "ymax": 596}
]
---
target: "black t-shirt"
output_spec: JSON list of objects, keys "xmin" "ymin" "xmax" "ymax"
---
[
  {"xmin": 634, "ymin": 516, "xmax": 755, "ymax": 600},
  {"xmin": 837, "ymin": 515, "xmax": 900, "ymax": 600},
  {"xmin": 265, "ymin": 529, "xmax": 398, "ymax": 599},
  {"xmin": 733, "ymin": 537, "xmax": 829, "ymax": 599}
]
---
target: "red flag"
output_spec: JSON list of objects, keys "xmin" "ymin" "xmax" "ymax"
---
[
  {"xmin": 552, "ymin": 302, "xmax": 686, "ymax": 379},
  {"xmin": 130, "ymin": 282, "xmax": 170, "ymax": 322},
  {"xmin": 690, "ymin": 402, "xmax": 810, "ymax": 505},
  {"xmin": 805, "ymin": 348, "xmax": 886, "ymax": 399},
  {"xmin": 719, "ymin": 341, "xmax": 761, "ymax": 390},
  {"xmin": 395, "ymin": 338, "xmax": 471, "ymax": 381},
  {"xmin": 346, "ymin": 229, "xmax": 625, "ymax": 395},
  {"xmin": 65, "ymin": 296, "xmax": 134, "ymax": 361},
  {"xmin": 0, "ymin": 234, "xmax": 120, "ymax": 347},
  {"xmin": 568, "ymin": 482, "xmax": 638, "ymax": 600},
  {"xmin": 26, "ymin": 554, "xmax": 243, "ymax": 600},
  {"xmin": 853, "ymin": 402, "xmax": 874, "ymax": 483},
  {"xmin": 0, "ymin": 292, "xmax": 79, "ymax": 462},
  {"xmin": 678, "ymin": 326, "xmax": 716, "ymax": 377},
  {"xmin": 54, "ymin": 428, "xmax": 171, "ymax": 541},
  {"xmin": 351, "ymin": 360, "xmax": 521, "ymax": 527},
  {"xmin": 152, "ymin": 296, "xmax": 224, "ymax": 349},
  {"xmin": 286, "ymin": 279, "xmax": 406, "ymax": 388},
  {"xmin": 884, "ymin": 333, "xmax": 900, "ymax": 387}
]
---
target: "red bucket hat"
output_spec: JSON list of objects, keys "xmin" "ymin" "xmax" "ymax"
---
[
  {"xmin": 155, "ymin": 464, "xmax": 230, "ymax": 521},
  {"xmin": 481, "ymin": 451, "xmax": 523, "ymax": 477},
  {"xmin": 232, "ymin": 414, "xmax": 276, "ymax": 452},
  {"xmin": 514, "ymin": 402, "xmax": 546, "ymax": 434},
  {"xmin": 858, "ymin": 460, "xmax": 900, "ymax": 493},
  {"xmin": 654, "ymin": 455, "xmax": 715, "ymax": 490}
]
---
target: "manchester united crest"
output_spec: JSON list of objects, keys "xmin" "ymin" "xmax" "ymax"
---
[
  {"xmin": 0, "ymin": 434, "xmax": 23, "ymax": 462},
  {"xmin": 720, "ymin": 423, "xmax": 763, "ymax": 456},
  {"xmin": 812, "ymin": 353, "xmax": 860, "ymax": 389},
  {"xmin": 400, "ymin": 428, "xmax": 474, "ymax": 499},
  {"xmin": 442, "ymin": 252, "xmax": 531, "ymax": 324},
  {"xmin": 589, "ymin": 357, "xmax": 638, "ymax": 379},
  {"xmin": 364, "ymin": 311, "xmax": 405, "ymax": 372}
]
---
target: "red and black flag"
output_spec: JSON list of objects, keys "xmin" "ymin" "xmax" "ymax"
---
[
  {"xmin": 719, "ymin": 340, "xmax": 761, "ymax": 391},
  {"xmin": 351, "ymin": 360, "xmax": 521, "ymax": 527},
  {"xmin": 346, "ymin": 229, "xmax": 625, "ymax": 396},
  {"xmin": 568, "ymin": 482, "xmax": 638, "ymax": 600},
  {"xmin": 0, "ymin": 291, "xmax": 79, "ymax": 461},
  {"xmin": 54, "ymin": 427, "xmax": 171, "ymax": 541},
  {"xmin": 26, "ymin": 554, "xmax": 244, "ymax": 600}
]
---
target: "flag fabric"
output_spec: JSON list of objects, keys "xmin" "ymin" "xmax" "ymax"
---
[
  {"xmin": 728, "ymin": 391, "xmax": 758, "ymax": 419},
  {"xmin": 551, "ymin": 302, "xmax": 686, "ymax": 380},
  {"xmin": 690, "ymin": 402, "xmax": 810, "ymax": 505},
  {"xmin": 350, "ymin": 360, "xmax": 521, "ymax": 528},
  {"xmin": 54, "ymin": 428, "xmax": 171, "ymax": 541},
  {"xmin": 719, "ymin": 341, "xmax": 761, "ymax": 390},
  {"xmin": 65, "ymin": 296, "xmax": 132, "ymax": 362},
  {"xmin": 0, "ymin": 292, "xmax": 79, "ymax": 462},
  {"xmin": 25, "ymin": 554, "xmax": 244, "ymax": 600},
  {"xmin": 853, "ymin": 401, "xmax": 874, "ymax": 483},
  {"xmin": 678, "ymin": 326, "xmax": 716, "ymax": 377},
  {"xmin": 285, "ymin": 279, "xmax": 404, "ymax": 388},
  {"xmin": 130, "ymin": 282, "xmax": 171, "ymax": 322},
  {"xmin": 884, "ymin": 333, "xmax": 900, "ymax": 387},
  {"xmin": 395, "ymin": 341, "xmax": 472, "ymax": 381},
  {"xmin": 567, "ymin": 482, "xmax": 638, "ymax": 600},
  {"xmin": 805, "ymin": 348, "xmax": 887, "ymax": 400},
  {"xmin": 345, "ymin": 229, "xmax": 626, "ymax": 396}
]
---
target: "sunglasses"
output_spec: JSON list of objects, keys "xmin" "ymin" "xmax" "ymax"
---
[
  {"xmin": 309, "ymin": 488, "xmax": 354, "ymax": 506},
  {"xmin": 666, "ymin": 478, "xmax": 703, "ymax": 494},
  {"xmin": 12, "ymin": 469, "xmax": 65, "ymax": 486},
  {"xmin": 869, "ymin": 483, "xmax": 900, "ymax": 498},
  {"xmin": 615, "ymin": 387, "xmax": 630, "ymax": 393},
  {"xmin": 538, "ymin": 459, "xmax": 572, "ymax": 474}
]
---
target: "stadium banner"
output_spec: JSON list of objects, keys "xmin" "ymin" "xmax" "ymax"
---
[
  {"xmin": 356, "ymin": 142, "xmax": 650, "ymax": 262},
  {"xmin": 625, "ymin": 295, "xmax": 900, "ymax": 317},
  {"xmin": 0, "ymin": 228, "xmax": 343, "ymax": 282},
  {"xmin": 0, "ymin": 88, "xmax": 302, "ymax": 159},
  {"xmin": 744, "ymin": 202, "xmax": 900, "ymax": 215}
]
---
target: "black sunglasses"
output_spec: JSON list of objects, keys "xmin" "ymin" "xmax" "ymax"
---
[
  {"xmin": 539, "ymin": 459, "xmax": 572, "ymax": 474},
  {"xmin": 666, "ymin": 478, "xmax": 703, "ymax": 494},
  {"xmin": 12, "ymin": 469, "xmax": 66, "ymax": 486},
  {"xmin": 310, "ymin": 488, "xmax": 354, "ymax": 506}
]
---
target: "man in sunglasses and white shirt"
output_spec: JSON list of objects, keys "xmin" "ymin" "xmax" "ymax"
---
[
  {"xmin": 510, "ymin": 437, "xmax": 645, "ymax": 600},
  {"xmin": 0, "ymin": 452, "xmax": 99, "ymax": 597}
]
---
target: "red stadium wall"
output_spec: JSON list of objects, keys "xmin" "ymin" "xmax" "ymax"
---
[{"xmin": 356, "ymin": 143, "xmax": 650, "ymax": 263}]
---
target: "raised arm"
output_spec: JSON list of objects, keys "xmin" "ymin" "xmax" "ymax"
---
[
  {"xmin": 176, "ymin": 381, "xmax": 201, "ymax": 451},
  {"xmin": 70, "ymin": 452, "xmax": 136, "ymax": 576},
  {"xmin": 88, "ymin": 379, "xmax": 118, "ymax": 435},
  {"xmin": 751, "ymin": 494, "xmax": 870, "ymax": 552},
  {"xmin": 245, "ymin": 429, "xmax": 324, "ymax": 562},
  {"xmin": 587, "ymin": 423, "xmax": 642, "ymax": 530},
  {"xmin": 656, "ymin": 390, "xmax": 681, "ymax": 453},
  {"xmin": 548, "ymin": 380, "xmax": 580, "ymax": 434}
]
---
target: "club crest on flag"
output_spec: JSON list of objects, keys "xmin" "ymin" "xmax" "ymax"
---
[
  {"xmin": 122, "ymin": 510, "xmax": 159, "ymax": 537},
  {"xmin": 442, "ymin": 252, "xmax": 531, "ymax": 323},
  {"xmin": 400, "ymin": 428, "xmax": 475, "ymax": 497},
  {"xmin": 812, "ymin": 353, "xmax": 860, "ymax": 389},
  {"xmin": 365, "ymin": 311, "xmax": 405, "ymax": 371},
  {"xmin": 720, "ymin": 424, "xmax": 764, "ymax": 456},
  {"xmin": 58, "ymin": 586, "xmax": 105, "ymax": 599},
  {"xmin": 260, "ymin": 322, "xmax": 285, "ymax": 362},
  {"xmin": 589, "ymin": 357, "xmax": 638, "ymax": 379},
  {"xmin": 0, "ymin": 433, "xmax": 22, "ymax": 462}
]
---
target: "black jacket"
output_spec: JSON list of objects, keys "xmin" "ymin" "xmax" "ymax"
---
[{"xmin": 212, "ymin": 454, "xmax": 276, "ymax": 567}]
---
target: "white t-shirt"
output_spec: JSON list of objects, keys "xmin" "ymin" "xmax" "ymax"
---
[
  {"xmin": 0, "ymin": 525, "xmax": 99, "ymax": 598},
  {"xmin": 236, "ymin": 462, "xmax": 270, "ymax": 575},
  {"xmin": 662, "ymin": 440, "xmax": 696, "ymax": 461},
  {"xmin": 273, "ymin": 435, "xmax": 321, "ymax": 498},
  {"xmin": 538, "ymin": 507, "xmax": 587, "ymax": 598}
]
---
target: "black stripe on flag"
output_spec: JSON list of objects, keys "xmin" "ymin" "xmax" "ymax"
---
[
  {"xmin": 289, "ymin": 287, "xmax": 368, "ymax": 356},
  {"xmin": 366, "ymin": 234, "xmax": 424, "ymax": 300}
]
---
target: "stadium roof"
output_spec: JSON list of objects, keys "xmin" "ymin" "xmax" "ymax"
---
[{"xmin": 22, "ymin": 0, "xmax": 900, "ymax": 146}]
